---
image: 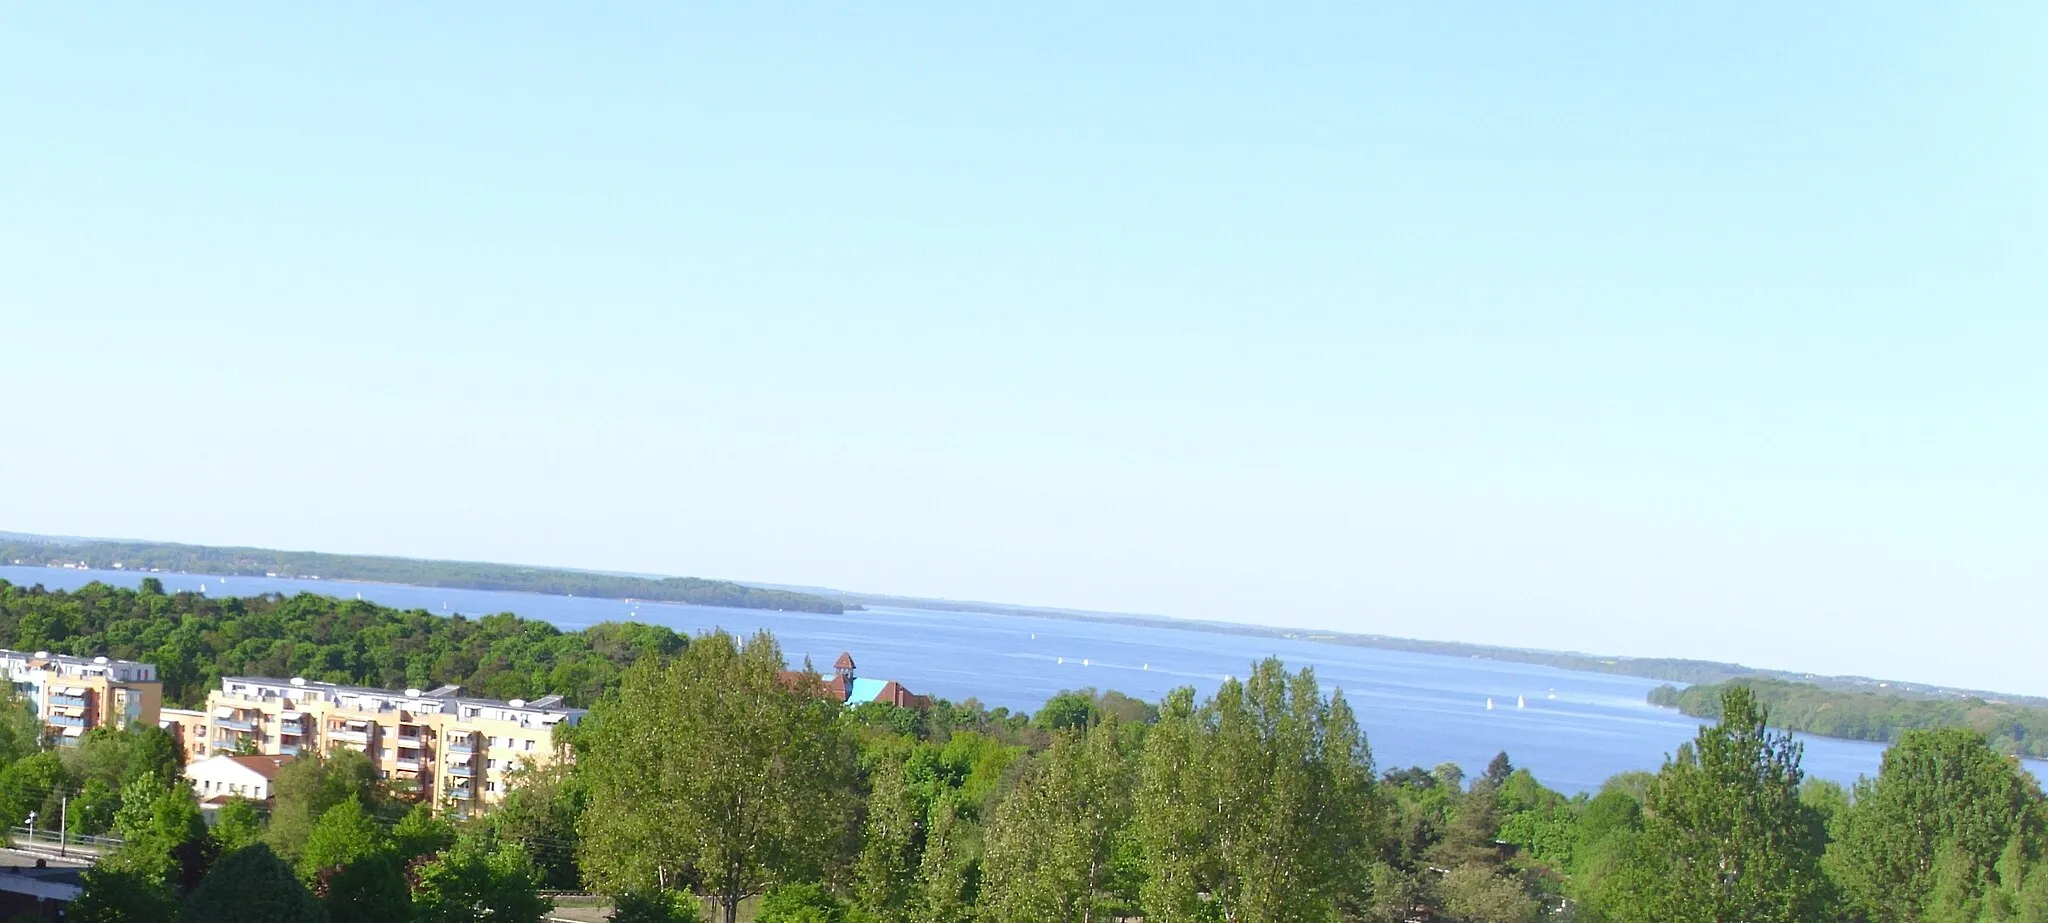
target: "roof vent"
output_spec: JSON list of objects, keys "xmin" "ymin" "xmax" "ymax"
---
[
  {"xmin": 509, "ymin": 698, "xmax": 527, "ymax": 708},
  {"xmin": 405, "ymin": 688, "xmax": 422, "ymax": 698},
  {"xmin": 289, "ymin": 677, "xmax": 307, "ymax": 687},
  {"xmin": 93, "ymin": 656, "xmax": 109, "ymax": 665},
  {"xmin": 32, "ymin": 651, "xmax": 47, "ymax": 659}
]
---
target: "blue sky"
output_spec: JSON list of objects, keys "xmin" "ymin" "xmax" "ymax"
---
[{"xmin": 3, "ymin": 5, "xmax": 2044, "ymax": 694}]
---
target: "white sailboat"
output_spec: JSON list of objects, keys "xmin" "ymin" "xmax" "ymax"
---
[
  {"xmin": 1057, "ymin": 657, "xmax": 1064, "ymax": 664},
  {"xmin": 1082, "ymin": 658, "xmax": 1090, "ymax": 667},
  {"xmin": 1485, "ymin": 698, "xmax": 1494, "ymax": 711},
  {"xmin": 1518, "ymin": 696, "xmax": 1526, "ymax": 709}
]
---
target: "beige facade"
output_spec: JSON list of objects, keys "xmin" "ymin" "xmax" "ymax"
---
[
  {"xmin": 202, "ymin": 676, "xmax": 584, "ymax": 817},
  {"xmin": 0, "ymin": 649, "xmax": 163, "ymax": 745},
  {"xmin": 159, "ymin": 707, "xmax": 211, "ymax": 762}
]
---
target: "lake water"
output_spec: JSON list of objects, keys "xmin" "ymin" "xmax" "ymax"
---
[{"xmin": 6, "ymin": 565, "xmax": 2037, "ymax": 795}]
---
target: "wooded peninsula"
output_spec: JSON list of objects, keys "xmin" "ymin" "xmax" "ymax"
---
[
  {"xmin": 1649, "ymin": 678, "xmax": 2048, "ymax": 760},
  {"xmin": 0, "ymin": 538, "xmax": 846, "ymax": 613}
]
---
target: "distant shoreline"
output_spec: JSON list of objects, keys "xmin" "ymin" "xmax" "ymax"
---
[
  {"xmin": 4, "ymin": 530, "xmax": 2037, "ymax": 709},
  {"xmin": 0, "ymin": 536, "xmax": 848, "ymax": 615},
  {"xmin": 9, "ymin": 559, "xmax": 2047, "ymax": 760}
]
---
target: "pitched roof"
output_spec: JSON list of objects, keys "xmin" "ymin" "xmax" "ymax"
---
[
  {"xmin": 222, "ymin": 754, "xmax": 293, "ymax": 780},
  {"xmin": 834, "ymin": 652, "xmax": 856, "ymax": 670},
  {"xmin": 848, "ymin": 677, "xmax": 890, "ymax": 704}
]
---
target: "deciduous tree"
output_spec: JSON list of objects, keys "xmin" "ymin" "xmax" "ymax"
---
[
  {"xmin": 412, "ymin": 834, "xmax": 552, "ymax": 923},
  {"xmin": 854, "ymin": 755, "xmax": 923, "ymax": 921},
  {"xmin": 911, "ymin": 792, "xmax": 976, "ymax": 923},
  {"xmin": 579, "ymin": 631, "xmax": 860, "ymax": 923},
  {"xmin": 1828, "ymin": 727, "xmax": 2046, "ymax": 922},
  {"xmin": 1135, "ymin": 659, "xmax": 1381, "ymax": 923},
  {"xmin": 321, "ymin": 853, "xmax": 411, "ymax": 923},
  {"xmin": 980, "ymin": 718, "xmax": 1136, "ymax": 923},
  {"xmin": 179, "ymin": 843, "xmax": 323, "ymax": 923},
  {"xmin": 297, "ymin": 793, "xmax": 388, "ymax": 880},
  {"xmin": 265, "ymin": 746, "xmax": 378, "ymax": 862},
  {"xmin": 1608, "ymin": 686, "xmax": 1832, "ymax": 923}
]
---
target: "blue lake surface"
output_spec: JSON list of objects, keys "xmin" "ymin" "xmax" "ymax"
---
[{"xmin": 6, "ymin": 565, "xmax": 2038, "ymax": 795}]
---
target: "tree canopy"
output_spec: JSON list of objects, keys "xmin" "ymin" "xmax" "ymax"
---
[
  {"xmin": 578, "ymin": 631, "xmax": 860, "ymax": 923},
  {"xmin": 0, "ymin": 578, "xmax": 687, "ymax": 707}
]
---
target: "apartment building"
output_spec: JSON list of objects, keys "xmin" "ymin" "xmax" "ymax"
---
[
  {"xmin": 203, "ymin": 676, "xmax": 585, "ymax": 816},
  {"xmin": 159, "ymin": 707, "xmax": 211, "ymax": 762},
  {"xmin": 0, "ymin": 649, "xmax": 162, "ymax": 745}
]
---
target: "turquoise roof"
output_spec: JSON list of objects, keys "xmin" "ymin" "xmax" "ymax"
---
[{"xmin": 847, "ymin": 677, "xmax": 890, "ymax": 705}]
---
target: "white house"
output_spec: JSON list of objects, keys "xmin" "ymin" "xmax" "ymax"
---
[{"xmin": 183, "ymin": 753, "xmax": 293, "ymax": 804}]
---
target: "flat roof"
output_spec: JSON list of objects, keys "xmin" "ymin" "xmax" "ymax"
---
[{"xmin": 219, "ymin": 676, "xmax": 587, "ymax": 719}]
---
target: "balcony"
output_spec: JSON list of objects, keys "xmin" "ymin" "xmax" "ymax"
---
[
  {"xmin": 214, "ymin": 719, "xmax": 256, "ymax": 733},
  {"xmin": 278, "ymin": 744, "xmax": 300, "ymax": 756},
  {"xmin": 445, "ymin": 742, "xmax": 474, "ymax": 755},
  {"xmin": 395, "ymin": 758, "xmax": 420, "ymax": 771},
  {"xmin": 48, "ymin": 694, "xmax": 88, "ymax": 709},
  {"xmin": 329, "ymin": 728, "xmax": 371, "ymax": 744},
  {"xmin": 445, "ymin": 764, "xmax": 474, "ymax": 778},
  {"xmin": 45, "ymin": 714, "xmax": 86, "ymax": 728}
]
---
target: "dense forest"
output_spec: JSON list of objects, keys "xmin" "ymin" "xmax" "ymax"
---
[
  {"xmin": 0, "ymin": 538, "xmax": 845, "ymax": 613},
  {"xmin": 1651, "ymin": 678, "xmax": 2048, "ymax": 760},
  {"xmin": 45, "ymin": 632, "xmax": 2048, "ymax": 922},
  {"xmin": 0, "ymin": 579, "xmax": 687, "ymax": 707}
]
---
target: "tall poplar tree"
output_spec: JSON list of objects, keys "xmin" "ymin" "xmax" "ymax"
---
[
  {"xmin": 579, "ymin": 631, "xmax": 861, "ymax": 923},
  {"xmin": 856, "ymin": 755, "xmax": 925, "ymax": 921},
  {"xmin": 1609, "ymin": 686, "xmax": 1833, "ymax": 923},
  {"xmin": 913, "ymin": 792, "xmax": 977, "ymax": 923},
  {"xmin": 979, "ymin": 717, "xmax": 1137, "ymax": 923},
  {"xmin": 1134, "ymin": 659, "xmax": 1380, "ymax": 923}
]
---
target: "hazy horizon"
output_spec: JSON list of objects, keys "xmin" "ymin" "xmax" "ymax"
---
[{"xmin": 4, "ymin": 6, "xmax": 2043, "ymax": 695}]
